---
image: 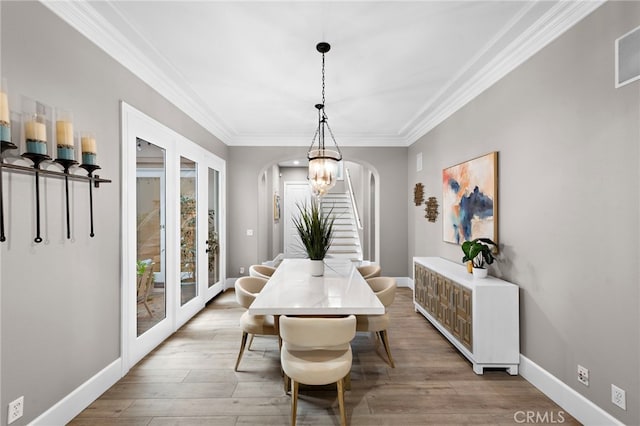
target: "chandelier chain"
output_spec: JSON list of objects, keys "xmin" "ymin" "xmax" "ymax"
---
[
  {"xmin": 307, "ymin": 127, "xmax": 319, "ymax": 154},
  {"xmin": 325, "ymin": 121, "xmax": 342, "ymax": 157},
  {"xmin": 322, "ymin": 52, "xmax": 325, "ymax": 106}
]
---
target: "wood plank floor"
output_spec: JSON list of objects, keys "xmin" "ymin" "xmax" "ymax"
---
[{"xmin": 70, "ymin": 288, "xmax": 580, "ymax": 425}]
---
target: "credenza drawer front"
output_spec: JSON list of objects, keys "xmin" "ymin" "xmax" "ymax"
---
[{"xmin": 414, "ymin": 263, "xmax": 428, "ymax": 310}]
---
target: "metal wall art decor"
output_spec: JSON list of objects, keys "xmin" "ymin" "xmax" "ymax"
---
[
  {"xmin": 413, "ymin": 183, "xmax": 425, "ymax": 206},
  {"xmin": 442, "ymin": 152, "xmax": 497, "ymax": 244},
  {"xmin": 425, "ymin": 197, "xmax": 439, "ymax": 222}
]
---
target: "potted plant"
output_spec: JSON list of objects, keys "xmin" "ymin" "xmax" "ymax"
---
[
  {"xmin": 292, "ymin": 198, "xmax": 335, "ymax": 276},
  {"xmin": 461, "ymin": 238, "xmax": 498, "ymax": 279}
]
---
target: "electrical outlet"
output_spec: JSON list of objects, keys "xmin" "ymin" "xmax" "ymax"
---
[
  {"xmin": 239, "ymin": 267, "xmax": 245, "ymax": 275},
  {"xmin": 577, "ymin": 365, "xmax": 589, "ymax": 386},
  {"xmin": 612, "ymin": 384, "xmax": 626, "ymax": 410},
  {"xmin": 7, "ymin": 396, "xmax": 24, "ymax": 424}
]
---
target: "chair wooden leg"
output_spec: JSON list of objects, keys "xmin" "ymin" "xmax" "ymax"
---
[
  {"xmin": 379, "ymin": 329, "xmax": 395, "ymax": 368},
  {"xmin": 143, "ymin": 301, "xmax": 153, "ymax": 318},
  {"xmin": 247, "ymin": 334, "xmax": 255, "ymax": 350},
  {"xmin": 337, "ymin": 377, "xmax": 347, "ymax": 426},
  {"xmin": 291, "ymin": 380, "xmax": 299, "ymax": 426},
  {"xmin": 234, "ymin": 331, "xmax": 249, "ymax": 372},
  {"xmin": 283, "ymin": 373, "xmax": 291, "ymax": 393}
]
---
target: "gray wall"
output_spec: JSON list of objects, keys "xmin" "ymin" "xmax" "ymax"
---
[
  {"xmin": 229, "ymin": 146, "xmax": 408, "ymax": 277},
  {"xmin": 0, "ymin": 2, "xmax": 226, "ymax": 425},
  {"xmin": 408, "ymin": 2, "xmax": 639, "ymax": 424}
]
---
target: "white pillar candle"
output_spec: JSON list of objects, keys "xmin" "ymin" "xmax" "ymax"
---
[
  {"xmin": 0, "ymin": 92, "xmax": 9, "ymax": 123},
  {"xmin": 25, "ymin": 120, "xmax": 47, "ymax": 141},
  {"xmin": 56, "ymin": 120, "xmax": 74, "ymax": 146},
  {"xmin": 81, "ymin": 136, "xmax": 96, "ymax": 153}
]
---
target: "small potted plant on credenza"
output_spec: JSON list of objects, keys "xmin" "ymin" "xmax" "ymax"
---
[{"xmin": 461, "ymin": 238, "xmax": 498, "ymax": 279}]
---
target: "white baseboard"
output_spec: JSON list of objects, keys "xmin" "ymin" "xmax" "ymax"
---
[
  {"xmin": 396, "ymin": 276, "xmax": 413, "ymax": 289},
  {"xmin": 519, "ymin": 355, "xmax": 623, "ymax": 426},
  {"xmin": 31, "ymin": 358, "xmax": 122, "ymax": 425},
  {"xmin": 225, "ymin": 277, "xmax": 237, "ymax": 290}
]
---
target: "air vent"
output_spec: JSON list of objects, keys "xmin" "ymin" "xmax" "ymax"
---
[{"xmin": 615, "ymin": 24, "xmax": 640, "ymax": 88}]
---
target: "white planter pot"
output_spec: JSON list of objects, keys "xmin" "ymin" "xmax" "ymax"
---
[
  {"xmin": 310, "ymin": 259, "xmax": 324, "ymax": 277},
  {"xmin": 472, "ymin": 267, "xmax": 488, "ymax": 279}
]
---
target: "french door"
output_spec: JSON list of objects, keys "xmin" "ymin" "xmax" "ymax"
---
[{"xmin": 121, "ymin": 103, "xmax": 225, "ymax": 370}]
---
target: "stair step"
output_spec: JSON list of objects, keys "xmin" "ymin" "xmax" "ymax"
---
[
  {"xmin": 327, "ymin": 252, "xmax": 363, "ymax": 261},
  {"xmin": 332, "ymin": 218, "xmax": 354, "ymax": 224},
  {"xmin": 327, "ymin": 249, "xmax": 361, "ymax": 254},
  {"xmin": 333, "ymin": 232, "xmax": 359, "ymax": 238},
  {"xmin": 330, "ymin": 240, "xmax": 361, "ymax": 247}
]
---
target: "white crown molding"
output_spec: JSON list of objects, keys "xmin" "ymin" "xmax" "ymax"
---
[
  {"xmin": 41, "ymin": 0, "xmax": 234, "ymax": 144},
  {"xmin": 403, "ymin": 0, "xmax": 606, "ymax": 146},
  {"xmin": 228, "ymin": 133, "xmax": 410, "ymax": 147},
  {"xmin": 42, "ymin": 0, "xmax": 604, "ymax": 148}
]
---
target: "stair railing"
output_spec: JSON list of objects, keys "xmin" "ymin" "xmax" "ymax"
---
[{"xmin": 345, "ymin": 168, "xmax": 363, "ymax": 230}]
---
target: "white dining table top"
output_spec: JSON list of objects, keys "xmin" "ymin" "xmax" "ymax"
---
[{"xmin": 248, "ymin": 258, "xmax": 385, "ymax": 315}]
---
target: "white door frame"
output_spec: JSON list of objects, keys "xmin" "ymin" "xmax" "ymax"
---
[
  {"xmin": 121, "ymin": 102, "xmax": 226, "ymax": 372},
  {"xmin": 283, "ymin": 181, "xmax": 311, "ymax": 258},
  {"xmin": 201, "ymin": 155, "xmax": 226, "ymax": 301}
]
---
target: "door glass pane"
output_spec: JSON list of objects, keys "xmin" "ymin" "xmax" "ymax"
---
[
  {"xmin": 180, "ymin": 157, "xmax": 197, "ymax": 305},
  {"xmin": 208, "ymin": 168, "xmax": 220, "ymax": 287},
  {"xmin": 136, "ymin": 138, "xmax": 166, "ymax": 336}
]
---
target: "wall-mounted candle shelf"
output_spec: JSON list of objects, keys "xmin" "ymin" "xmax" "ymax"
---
[{"xmin": 0, "ymin": 140, "xmax": 111, "ymax": 243}]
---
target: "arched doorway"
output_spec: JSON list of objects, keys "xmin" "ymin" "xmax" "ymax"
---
[{"xmin": 256, "ymin": 157, "xmax": 380, "ymax": 265}]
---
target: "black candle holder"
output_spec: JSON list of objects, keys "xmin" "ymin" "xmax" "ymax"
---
[
  {"xmin": 0, "ymin": 141, "xmax": 18, "ymax": 242},
  {"xmin": 79, "ymin": 163, "xmax": 101, "ymax": 238},
  {"xmin": 22, "ymin": 152, "xmax": 51, "ymax": 168},
  {"xmin": 55, "ymin": 158, "xmax": 79, "ymax": 239},
  {"xmin": 1, "ymin": 141, "xmax": 17, "ymax": 153},
  {"xmin": 21, "ymin": 152, "xmax": 51, "ymax": 243},
  {"xmin": 0, "ymin": 150, "xmax": 110, "ymax": 243},
  {"xmin": 55, "ymin": 158, "xmax": 78, "ymax": 170}
]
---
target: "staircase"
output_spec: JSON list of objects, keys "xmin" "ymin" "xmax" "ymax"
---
[{"xmin": 321, "ymin": 192, "xmax": 363, "ymax": 261}]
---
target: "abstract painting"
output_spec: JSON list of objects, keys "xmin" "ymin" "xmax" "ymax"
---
[{"xmin": 442, "ymin": 152, "xmax": 497, "ymax": 244}]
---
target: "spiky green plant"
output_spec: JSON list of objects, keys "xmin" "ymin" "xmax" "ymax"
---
[{"xmin": 292, "ymin": 198, "xmax": 335, "ymax": 260}]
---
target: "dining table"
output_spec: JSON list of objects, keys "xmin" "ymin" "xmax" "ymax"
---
[
  {"xmin": 248, "ymin": 258, "xmax": 385, "ymax": 316},
  {"xmin": 249, "ymin": 258, "xmax": 384, "ymax": 391}
]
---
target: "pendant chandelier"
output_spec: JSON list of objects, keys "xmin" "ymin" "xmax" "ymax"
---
[{"xmin": 307, "ymin": 42, "xmax": 342, "ymax": 197}]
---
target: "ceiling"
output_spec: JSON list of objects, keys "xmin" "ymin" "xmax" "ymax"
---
[{"xmin": 44, "ymin": 1, "xmax": 602, "ymax": 147}]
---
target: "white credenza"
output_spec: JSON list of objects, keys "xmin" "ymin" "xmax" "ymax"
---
[{"xmin": 413, "ymin": 257, "xmax": 520, "ymax": 375}]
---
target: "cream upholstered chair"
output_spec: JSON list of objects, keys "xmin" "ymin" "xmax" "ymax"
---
[
  {"xmin": 249, "ymin": 264, "xmax": 276, "ymax": 280},
  {"xmin": 356, "ymin": 264, "xmax": 381, "ymax": 279},
  {"xmin": 234, "ymin": 276, "xmax": 278, "ymax": 371},
  {"xmin": 280, "ymin": 315, "xmax": 357, "ymax": 426},
  {"xmin": 356, "ymin": 277, "xmax": 397, "ymax": 368}
]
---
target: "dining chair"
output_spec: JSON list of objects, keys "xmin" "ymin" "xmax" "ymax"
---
[
  {"xmin": 356, "ymin": 276, "xmax": 397, "ymax": 367},
  {"xmin": 234, "ymin": 276, "xmax": 278, "ymax": 371},
  {"xmin": 279, "ymin": 315, "xmax": 356, "ymax": 426},
  {"xmin": 356, "ymin": 264, "xmax": 381, "ymax": 279},
  {"xmin": 136, "ymin": 262, "xmax": 155, "ymax": 318},
  {"xmin": 249, "ymin": 264, "xmax": 276, "ymax": 280}
]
